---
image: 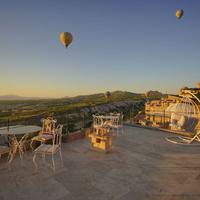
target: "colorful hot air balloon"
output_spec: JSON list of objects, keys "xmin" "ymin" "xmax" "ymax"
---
[
  {"xmin": 176, "ymin": 9, "xmax": 184, "ymax": 19},
  {"xmin": 59, "ymin": 32, "xmax": 73, "ymax": 48}
]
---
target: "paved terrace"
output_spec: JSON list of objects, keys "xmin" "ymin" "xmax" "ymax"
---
[{"xmin": 1, "ymin": 126, "xmax": 200, "ymax": 200}]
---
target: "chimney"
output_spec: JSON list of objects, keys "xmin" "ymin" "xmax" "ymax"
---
[{"xmin": 197, "ymin": 82, "xmax": 200, "ymax": 88}]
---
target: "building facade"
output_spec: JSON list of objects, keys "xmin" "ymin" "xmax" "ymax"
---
[
  {"xmin": 145, "ymin": 83, "xmax": 200, "ymax": 128},
  {"xmin": 145, "ymin": 95, "xmax": 181, "ymax": 127}
]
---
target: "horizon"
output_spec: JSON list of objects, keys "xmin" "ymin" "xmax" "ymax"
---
[
  {"xmin": 0, "ymin": 0, "xmax": 200, "ymax": 98},
  {"xmin": 0, "ymin": 90, "xmax": 146, "ymax": 99},
  {"xmin": 0, "ymin": 84, "xmax": 196, "ymax": 98},
  {"xmin": 0, "ymin": 89, "xmax": 181, "ymax": 100}
]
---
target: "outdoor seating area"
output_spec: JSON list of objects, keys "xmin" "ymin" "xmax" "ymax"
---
[
  {"xmin": 1, "ymin": 125, "xmax": 200, "ymax": 200},
  {"xmin": 0, "ymin": 117, "xmax": 63, "ymax": 170},
  {"xmin": 0, "ymin": 113, "xmax": 124, "ymax": 169},
  {"xmin": 1, "ymin": 112, "xmax": 200, "ymax": 199},
  {"xmin": 88, "ymin": 113, "xmax": 124, "ymax": 152}
]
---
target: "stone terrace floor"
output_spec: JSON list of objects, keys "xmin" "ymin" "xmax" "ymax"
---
[{"xmin": 1, "ymin": 126, "xmax": 200, "ymax": 200}]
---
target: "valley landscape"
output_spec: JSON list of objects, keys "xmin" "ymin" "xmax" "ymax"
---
[{"xmin": 0, "ymin": 91, "xmax": 149, "ymax": 133}]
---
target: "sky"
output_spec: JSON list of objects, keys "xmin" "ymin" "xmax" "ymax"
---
[{"xmin": 0, "ymin": 0, "xmax": 200, "ymax": 98}]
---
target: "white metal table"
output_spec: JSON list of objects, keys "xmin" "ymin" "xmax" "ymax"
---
[
  {"xmin": 93, "ymin": 115, "xmax": 120, "ymax": 126},
  {"xmin": 0, "ymin": 125, "xmax": 41, "ymax": 135},
  {"xmin": 0, "ymin": 125, "xmax": 41, "ymax": 164}
]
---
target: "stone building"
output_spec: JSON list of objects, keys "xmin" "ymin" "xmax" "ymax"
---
[
  {"xmin": 145, "ymin": 95, "xmax": 181, "ymax": 127},
  {"xmin": 145, "ymin": 83, "xmax": 200, "ymax": 128}
]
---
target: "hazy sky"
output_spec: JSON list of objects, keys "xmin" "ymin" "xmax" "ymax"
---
[{"xmin": 0, "ymin": 0, "xmax": 200, "ymax": 97}]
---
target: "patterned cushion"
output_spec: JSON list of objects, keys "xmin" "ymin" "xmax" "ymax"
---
[{"xmin": 32, "ymin": 134, "xmax": 53, "ymax": 142}]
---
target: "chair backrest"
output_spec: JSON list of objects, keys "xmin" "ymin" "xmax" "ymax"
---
[
  {"xmin": 111, "ymin": 116, "xmax": 120, "ymax": 127},
  {"xmin": 52, "ymin": 125, "xmax": 63, "ymax": 147},
  {"xmin": 93, "ymin": 115, "xmax": 104, "ymax": 128},
  {"xmin": 41, "ymin": 118, "xmax": 57, "ymax": 134}
]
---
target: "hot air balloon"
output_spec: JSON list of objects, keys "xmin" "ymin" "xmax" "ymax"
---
[
  {"xmin": 105, "ymin": 91, "xmax": 111, "ymax": 99},
  {"xmin": 176, "ymin": 9, "xmax": 184, "ymax": 19},
  {"xmin": 59, "ymin": 32, "xmax": 73, "ymax": 48}
]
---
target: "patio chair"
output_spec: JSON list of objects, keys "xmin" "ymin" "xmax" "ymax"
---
[
  {"xmin": 30, "ymin": 118, "xmax": 56, "ymax": 150},
  {"xmin": 33, "ymin": 125, "xmax": 63, "ymax": 171},
  {"xmin": 110, "ymin": 114, "xmax": 124, "ymax": 135}
]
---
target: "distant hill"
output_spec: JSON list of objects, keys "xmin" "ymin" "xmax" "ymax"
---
[
  {"xmin": 0, "ymin": 91, "xmax": 145, "ymax": 101},
  {"xmin": 0, "ymin": 95, "xmax": 48, "ymax": 100},
  {"xmin": 67, "ymin": 91, "xmax": 145, "ymax": 103},
  {"xmin": 110, "ymin": 91, "xmax": 144, "ymax": 101},
  {"xmin": 145, "ymin": 90, "xmax": 163, "ymax": 99}
]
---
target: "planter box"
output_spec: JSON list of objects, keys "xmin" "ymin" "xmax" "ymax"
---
[{"xmin": 62, "ymin": 129, "xmax": 88, "ymax": 143}]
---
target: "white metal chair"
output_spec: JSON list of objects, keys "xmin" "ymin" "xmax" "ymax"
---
[
  {"xmin": 33, "ymin": 125, "xmax": 63, "ymax": 171},
  {"xmin": 110, "ymin": 114, "xmax": 124, "ymax": 135},
  {"xmin": 31, "ymin": 118, "xmax": 57, "ymax": 150}
]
